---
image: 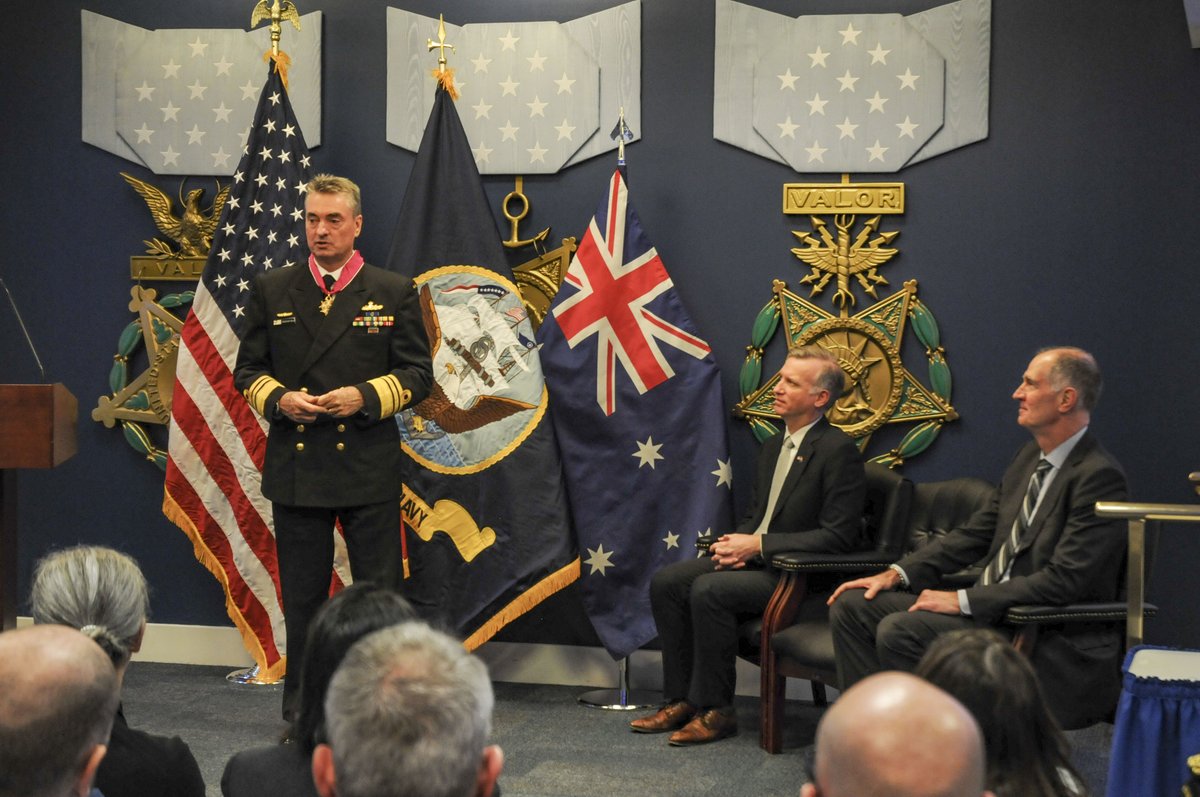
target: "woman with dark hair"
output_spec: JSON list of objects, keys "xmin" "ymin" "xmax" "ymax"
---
[
  {"xmin": 222, "ymin": 581, "xmax": 417, "ymax": 797},
  {"xmin": 915, "ymin": 628, "xmax": 1088, "ymax": 797},
  {"xmin": 30, "ymin": 545, "xmax": 206, "ymax": 797}
]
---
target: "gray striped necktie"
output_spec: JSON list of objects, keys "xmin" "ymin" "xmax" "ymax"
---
[{"xmin": 979, "ymin": 458, "xmax": 1053, "ymax": 586}]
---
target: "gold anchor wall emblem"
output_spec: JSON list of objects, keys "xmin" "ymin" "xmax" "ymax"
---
[{"xmin": 502, "ymin": 177, "xmax": 550, "ymax": 249}]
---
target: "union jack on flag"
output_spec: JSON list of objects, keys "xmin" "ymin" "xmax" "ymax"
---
[{"xmin": 551, "ymin": 169, "xmax": 712, "ymax": 416}]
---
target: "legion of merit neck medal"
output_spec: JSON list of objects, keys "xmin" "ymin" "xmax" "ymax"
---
[{"xmin": 319, "ymin": 291, "xmax": 335, "ymax": 316}]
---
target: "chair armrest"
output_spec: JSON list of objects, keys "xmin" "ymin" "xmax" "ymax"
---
[
  {"xmin": 1004, "ymin": 602, "xmax": 1159, "ymax": 625},
  {"xmin": 769, "ymin": 550, "xmax": 898, "ymax": 574},
  {"xmin": 939, "ymin": 567, "xmax": 982, "ymax": 589}
]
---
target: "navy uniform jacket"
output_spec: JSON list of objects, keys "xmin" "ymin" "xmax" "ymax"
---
[{"xmin": 234, "ymin": 261, "xmax": 432, "ymax": 507}]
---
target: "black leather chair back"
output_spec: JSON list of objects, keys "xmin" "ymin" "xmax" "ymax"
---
[
  {"xmin": 862, "ymin": 462, "xmax": 914, "ymax": 558},
  {"xmin": 905, "ymin": 477, "xmax": 995, "ymax": 554}
]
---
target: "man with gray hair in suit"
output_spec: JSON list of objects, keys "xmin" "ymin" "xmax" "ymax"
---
[
  {"xmin": 312, "ymin": 621, "xmax": 503, "ymax": 797},
  {"xmin": 0, "ymin": 624, "xmax": 120, "ymax": 797}
]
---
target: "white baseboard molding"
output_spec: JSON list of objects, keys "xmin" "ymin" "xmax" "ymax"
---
[{"xmin": 15, "ymin": 618, "xmax": 829, "ymax": 701}]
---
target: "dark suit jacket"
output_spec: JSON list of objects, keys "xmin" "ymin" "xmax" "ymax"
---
[
  {"xmin": 234, "ymin": 262, "xmax": 432, "ymax": 507},
  {"xmin": 897, "ymin": 430, "xmax": 1129, "ymax": 727},
  {"xmin": 898, "ymin": 431, "xmax": 1128, "ymax": 623},
  {"xmin": 94, "ymin": 705, "xmax": 206, "ymax": 797},
  {"xmin": 737, "ymin": 416, "xmax": 866, "ymax": 558},
  {"xmin": 221, "ymin": 743, "xmax": 317, "ymax": 797}
]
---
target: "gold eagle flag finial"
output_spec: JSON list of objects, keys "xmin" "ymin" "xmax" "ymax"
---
[
  {"xmin": 427, "ymin": 14, "xmax": 459, "ymax": 99},
  {"xmin": 250, "ymin": 0, "xmax": 301, "ymax": 86}
]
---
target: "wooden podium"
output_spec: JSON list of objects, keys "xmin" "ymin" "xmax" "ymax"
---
[{"xmin": 0, "ymin": 384, "xmax": 77, "ymax": 629}]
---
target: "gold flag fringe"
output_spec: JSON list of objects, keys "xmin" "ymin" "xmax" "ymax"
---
[
  {"xmin": 264, "ymin": 50, "xmax": 293, "ymax": 91},
  {"xmin": 433, "ymin": 67, "xmax": 459, "ymax": 100},
  {"xmin": 462, "ymin": 557, "xmax": 581, "ymax": 651},
  {"xmin": 162, "ymin": 490, "xmax": 288, "ymax": 683}
]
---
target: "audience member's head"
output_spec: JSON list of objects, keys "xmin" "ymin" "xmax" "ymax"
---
[
  {"xmin": 800, "ymin": 671, "xmax": 992, "ymax": 797},
  {"xmin": 293, "ymin": 581, "xmax": 418, "ymax": 753},
  {"xmin": 0, "ymin": 624, "xmax": 120, "ymax": 797},
  {"xmin": 31, "ymin": 545, "xmax": 150, "ymax": 672},
  {"xmin": 916, "ymin": 629, "xmax": 1087, "ymax": 797},
  {"xmin": 313, "ymin": 621, "xmax": 502, "ymax": 797}
]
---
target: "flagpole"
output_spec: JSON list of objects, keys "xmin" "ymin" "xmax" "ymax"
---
[
  {"xmin": 577, "ymin": 657, "xmax": 661, "ymax": 711},
  {"xmin": 575, "ymin": 113, "xmax": 662, "ymax": 711},
  {"xmin": 223, "ymin": 0, "xmax": 305, "ymax": 688}
]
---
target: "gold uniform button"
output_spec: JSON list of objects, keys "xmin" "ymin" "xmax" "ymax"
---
[
  {"xmin": 295, "ymin": 443, "xmax": 305, "ymax": 452},
  {"xmin": 296, "ymin": 425, "xmax": 305, "ymax": 433},
  {"xmin": 336, "ymin": 443, "xmax": 346, "ymax": 452},
  {"xmin": 300, "ymin": 386, "xmax": 309, "ymax": 393},
  {"xmin": 337, "ymin": 424, "xmax": 346, "ymax": 433}
]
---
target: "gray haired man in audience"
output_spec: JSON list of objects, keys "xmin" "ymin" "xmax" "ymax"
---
[
  {"xmin": 0, "ymin": 624, "xmax": 120, "ymax": 797},
  {"xmin": 312, "ymin": 621, "xmax": 503, "ymax": 797},
  {"xmin": 800, "ymin": 671, "xmax": 995, "ymax": 797}
]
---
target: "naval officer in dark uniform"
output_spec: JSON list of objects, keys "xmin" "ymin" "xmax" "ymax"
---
[{"xmin": 235, "ymin": 174, "xmax": 432, "ymax": 717}]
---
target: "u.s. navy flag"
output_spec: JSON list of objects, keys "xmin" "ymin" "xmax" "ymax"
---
[
  {"xmin": 536, "ymin": 168, "xmax": 734, "ymax": 660},
  {"xmin": 163, "ymin": 60, "xmax": 314, "ymax": 680},
  {"xmin": 387, "ymin": 84, "xmax": 579, "ymax": 647}
]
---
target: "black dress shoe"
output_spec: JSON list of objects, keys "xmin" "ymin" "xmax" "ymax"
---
[
  {"xmin": 629, "ymin": 700, "xmax": 696, "ymax": 733},
  {"xmin": 668, "ymin": 707, "xmax": 738, "ymax": 746}
]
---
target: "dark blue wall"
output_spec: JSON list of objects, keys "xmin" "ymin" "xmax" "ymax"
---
[{"xmin": 2, "ymin": 1, "xmax": 1197, "ymax": 648}]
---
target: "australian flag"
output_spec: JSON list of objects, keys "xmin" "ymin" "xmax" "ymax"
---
[{"xmin": 537, "ymin": 168, "xmax": 734, "ymax": 660}]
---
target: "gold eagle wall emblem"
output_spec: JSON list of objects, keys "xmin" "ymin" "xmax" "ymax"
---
[{"xmin": 120, "ymin": 172, "xmax": 230, "ymax": 259}]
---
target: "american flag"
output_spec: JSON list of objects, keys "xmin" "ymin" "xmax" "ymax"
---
[
  {"xmin": 163, "ymin": 61, "xmax": 313, "ymax": 681},
  {"xmin": 537, "ymin": 168, "xmax": 733, "ymax": 659}
]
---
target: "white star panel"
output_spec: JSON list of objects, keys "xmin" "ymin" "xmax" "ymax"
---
[
  {"xmin": 714, "ymin": 0, "xmax": 989, "ymax": 174},
  {"xmin": 81, "ymin": 10, "xmax": 323, "ymax": 176},
  {"xmin": 387, "ymin": 2, "xmax": 641, "ymax": 175},
  {"xmin": 751, "ymin": 15, "xmax": 944, "ymax": 173}
]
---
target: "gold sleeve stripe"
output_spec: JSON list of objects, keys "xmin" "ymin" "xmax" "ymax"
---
[
  {"xmin": 244, "ymin": 375, "xmax": 286, "ymax": 416},
  {"xmin": 367, "ymin": 375, "xmax": 412, "ymax": 418}
]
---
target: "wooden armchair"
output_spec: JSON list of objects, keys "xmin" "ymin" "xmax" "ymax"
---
[{"xmin": 745, "ymin": 462, "xmax": 917, "ymax": 752}]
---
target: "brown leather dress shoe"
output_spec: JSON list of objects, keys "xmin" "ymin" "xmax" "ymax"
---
[
  {"xmin": 629, "ymin": 700, "xmax": 696, "ymax": 733},
  {"xmin": 667, "ymin": 707, "xmax": 738, "ymax": 746}
]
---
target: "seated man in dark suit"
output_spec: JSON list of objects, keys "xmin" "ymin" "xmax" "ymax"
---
[
  {"xmin": 828, "ymin": 346, "xmax": 1128, "ymax": 722},
  {"xmin": 630, "ymin": 345, "xmax": 866, "ymax": 746}
]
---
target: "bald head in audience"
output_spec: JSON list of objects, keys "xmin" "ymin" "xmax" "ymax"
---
[
  {"xmin": 801, "ymin": 672, "xmax": 994, "ymax": 797},
  {"xmin": 0, "ymin": 624, "xmax": 119, "ymax": 797}
]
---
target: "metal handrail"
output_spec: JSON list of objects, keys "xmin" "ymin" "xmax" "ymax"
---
[{"xmin": 1095, "ymin": 500, "xmax": 1200, "ymax": 648}]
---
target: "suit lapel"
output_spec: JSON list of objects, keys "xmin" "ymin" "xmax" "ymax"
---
[
  {"xmin": 299, "ymin": 274, "xmax": 370, "ymax": 375},
  {"xmin": 1016, "ymin": 432, "xmax": 1095, "ymax": 551},
  {"xmin": 769, "ymin": 418, "xmax": 823, "ymax": 524},
  {"xmin": 290, "ymin": 268, "xmax": 324, "ymax": 339}
]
